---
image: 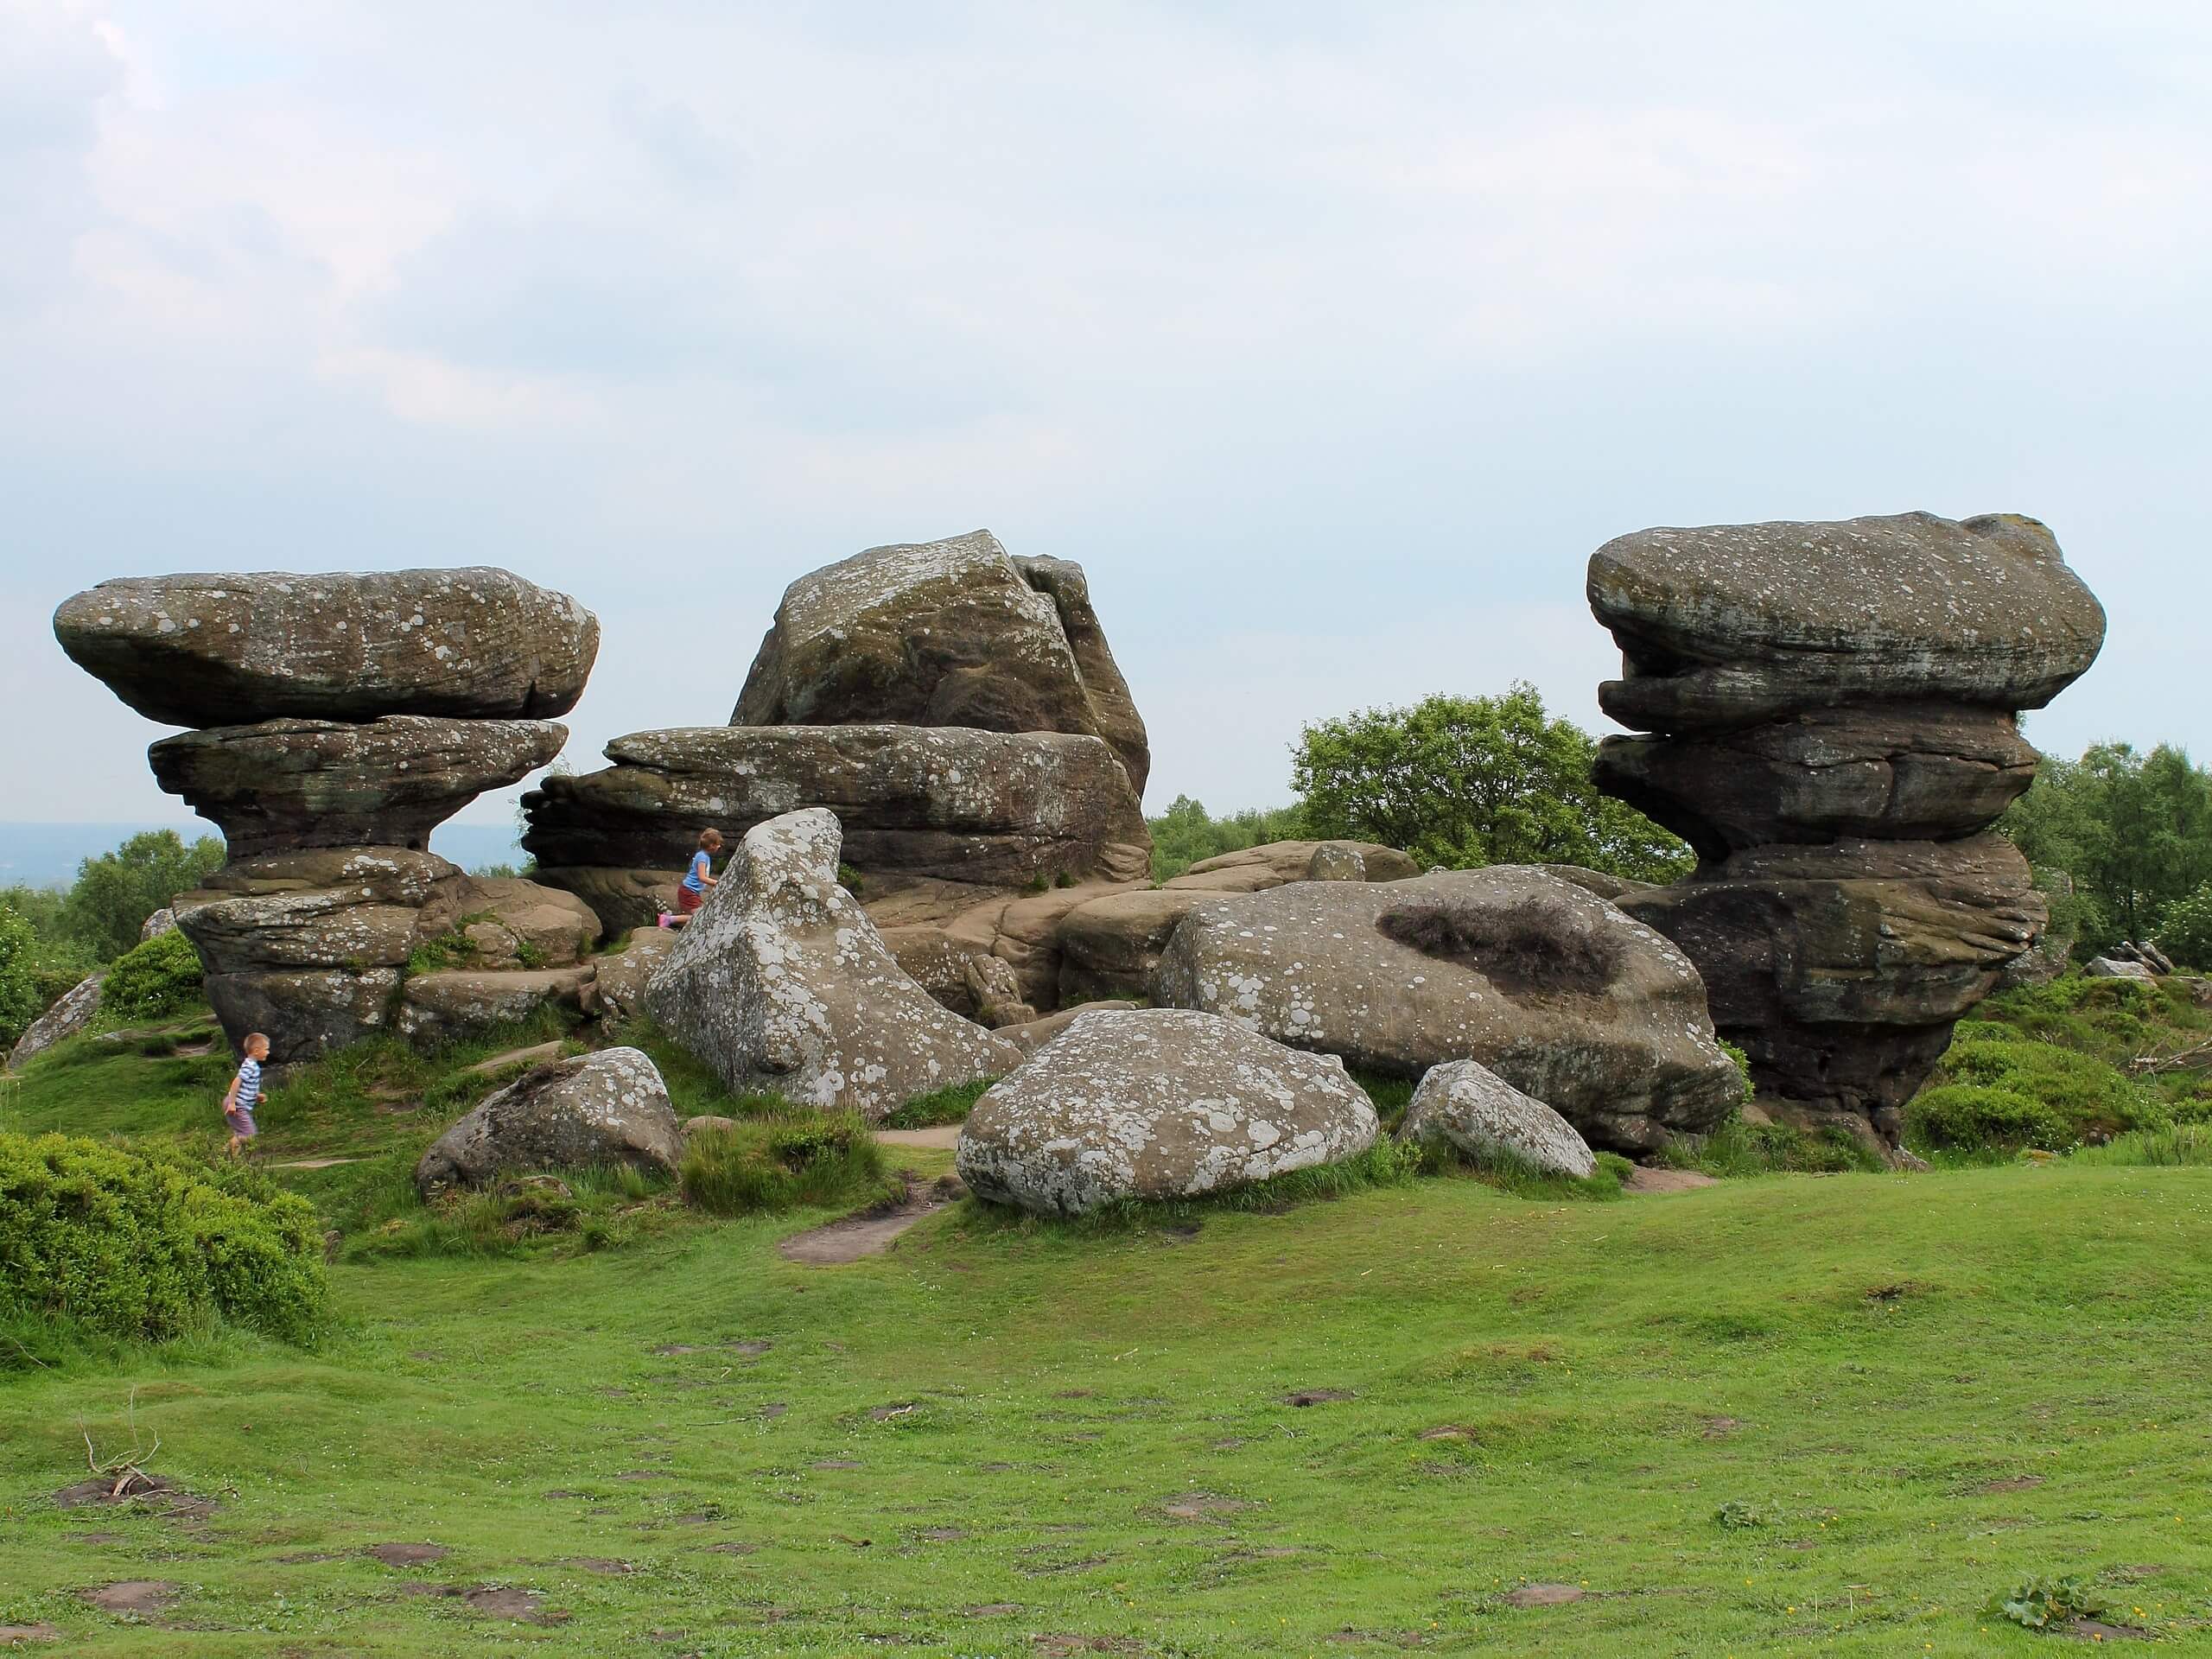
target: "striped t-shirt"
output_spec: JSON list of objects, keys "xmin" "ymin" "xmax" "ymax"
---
[{"xmin": 233, "ymin": 1057, "xmax": 263, "ymax": 1114}]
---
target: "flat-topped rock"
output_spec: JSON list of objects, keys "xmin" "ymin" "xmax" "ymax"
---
[
  {"xmin": 733, "ymin": 531, "xmax": 1150, "ymax": 791},
  {"xmin": 149, "ymin": 716, "xmax": 565, "ymax": 855},
  {"xmin": 1150, "ymin": 866, "xmax": 1742, "ymax": 1151},
  {"xmin": 1163, "ymin": 840, "xmax": 1420, "ymax": 893},
  {"xmin": 55, "ymin": 569, "xmax": 599, "ymax": 727},
  {"xmin": 524, "ymin": 725, "xmax": 1150, "ymax": 916},
  {"xmin": 645, "ymin": 808, "xmax": 1021, "ymax": 1119},
  {"xmin": 1590, "ymin": 512, "xmax": 2106, "ymax": 731},
  {"xmin": 956, "ymin": 1007, "xmax": 1378, "ymax": 1216},
  {"xmin": 397, "ymin": 965, "xmax": 598, "ymax": 1041}
]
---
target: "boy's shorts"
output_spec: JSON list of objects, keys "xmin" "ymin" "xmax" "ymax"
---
[
  {"xmin": 677, "ymin": 886, "xmax": 704, "ymax": 915},
  {"xmin": 225, "ymin": 1109, "xmax": 257, "ymax": 1139}
]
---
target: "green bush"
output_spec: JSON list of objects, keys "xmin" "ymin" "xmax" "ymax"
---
[
  {"xmin": 100, "ymin": 929, "xmax": 207, "ymax": 1021},
  {"xmin": 0, "ymin": 1132, "xmax": 326, "ymax": 1347},
  {"xmin": 0, "ymin": 903, "xmax": 42, "ymax": 1051},
  {"xmin": 679, "ymin": 1114, "xmax": 897, "ymax": 1217},
  {"xmin": 1904, "ymin": 1031, "xmax": 2164, "ymax": 1152}
]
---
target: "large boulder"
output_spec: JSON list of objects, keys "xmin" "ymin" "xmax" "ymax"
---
[
  {"xmin": 1588, "ymin": 512, "xmax": 2107, "ymax": 730},
  {"xmin": 589, "ymin": 926, "xmax": 679, "ymax": 1020},
  {"xmin": 396, "ymin": 966, "xmax": 598, "ymax": 1042},
  {"xmin": 414, "ymin": 1048, "xmax": 679, "ymax": 1195},
  {"xmin": 732, "ymin": 531, "xmax": 1150, "ymax": 791},
  {"xmin": 1397, "ymin": 1059, "xmax": 1597, "ymax": 1179},
  {"xmin": 149, "ymin": 716, "xmax": 566, "ymax": 856},
  {"xmin": 6, "ymin": 973, "xmax": 105, "ymax": 1071},
  {"xmin": 524, "ymin": 725, "xmax": 1150, "ymax": 930},
  {"xmin": 54, "ymin": 569, "xmax": 599, "ymax": 727},
  {"xmin": 1054, "ymin": 889, "xmax": 1211, "ymax": 1004},
  {"xmin": 1586, "ymin": 512, "xmax": 2106, "ymax": 1128},
  {"xmin": 645, "ymin": 809, "xmax": 1022, "ymax": 1119},
  {"xmin": 1149, "ymin": 867, "xmax": 1743, "ymax": 1150},
  {"xmin": 955, "ymin": 1007, "xmax": 1378, "ymax": 1216}
]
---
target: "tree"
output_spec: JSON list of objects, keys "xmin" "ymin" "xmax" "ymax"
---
[
  {"xmin": 59, "ymin": 831, "xmax": 226, "ymax": 962},
  {"xmin": 1147, "ymin": 796, "xmax": 1308, "ymax": 883},
  {"xmin": 2001, "ymin": 743, "xmax": 2212, "ymax": 953},
  {"xmin": 1290, "ymin": 683, "xmax": 1694, "ymax": 883},
  {"xmin": 0, "ymin": 902, "xmax": 45, "ymax": 1051}
]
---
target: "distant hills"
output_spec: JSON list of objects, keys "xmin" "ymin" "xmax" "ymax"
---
[{"xmin": 0, "ymin": 822, "xmax": 523, "ymax": 888}]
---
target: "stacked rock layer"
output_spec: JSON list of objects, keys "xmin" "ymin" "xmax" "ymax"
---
[
  {"xmin": 524, "ymin": 531, "xmax": 1153, "ymax": 940},
  {"xmin": 1586, "ymin": 511, "xmax": 2106, "ymax": 1131},
  {"xmin": 55, "ymin": 569, "xmax": 603, "ymax": 1062}
]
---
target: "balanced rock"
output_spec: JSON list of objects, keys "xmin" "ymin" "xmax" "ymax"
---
[
  {"xmin": 733, "ymin": 531, "xmax": 1149, "ymax": 791},
  {"xmin": 645, "ymin": 808, "xmax": 1021, "ymax": 1119},
  {"xmin": 955, "ymin": 1007, "xmax": 1378, "ymax": 1216},
  {"xmin": 525, "ymin": 725, "xmax": 1150, "ymax": 931},
  {"xmin": 1588, "ymin": 512, "xmax": 2106, "ymax": 731},
  {"xmin": 1149, "ymin": 867, "xmax": 1742, "ymax": 1150},
  {"xmin": 1587, "ymin": 512, "xmax": 2106, "ymax": 1127},
  {"xmin": 1397, "ymin": 1059, "xmax": 1597, "ymax": 1179},
  {"xmin": 149, "ymin": 717, "xmax": 565, "ymax": 856},
  {"xmin": 414, "ymin": 1047, "xmax": 679, "ymax": 1195},
  {"xmin": 55, "ymin": 569, "xmax": 599, "ymax": 727}
]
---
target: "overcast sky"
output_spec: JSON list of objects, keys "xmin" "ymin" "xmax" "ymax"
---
[{"xmin": 3, "ymin": 0, "xmax": 2207, "ymax": 834}]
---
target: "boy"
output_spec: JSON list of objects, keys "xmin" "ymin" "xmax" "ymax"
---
[
  {"xmin": 222, "ymin": 1033, "xmax": 270, "ymax": 1159},
  {"xmin": 674, "ymin": 828, "xmax": 722, "ymax": 925}
]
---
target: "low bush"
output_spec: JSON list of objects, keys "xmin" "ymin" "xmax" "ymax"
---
[
  {"xmin": 2157, "ymin": 880, "xmax": 2212, "ymax": 970},
  {"xmin": 679, "ymin": 1114, "xmax": 898, "ymax": 1217},
  {"xmin": 1660, "ymin": 1117, "xmax": 1885, "ymax": 1178},
  {"xmin": 1904, "ymin": 1029, "xmax": 2164, "ymax": 1152},
  {"xmin": 0, "ymin": 1131, "xmax": 326, "ymax": 1349},
  {"xmin": 100, "ymin": 929, "xmax": 207, "ymax": 1022}
]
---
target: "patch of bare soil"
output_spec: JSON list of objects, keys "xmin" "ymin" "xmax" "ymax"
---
[
  {"xmin": 1033, "ymin": 1637, "xmax": 1139, "ymax": 1656},
  {"xmin": 1973, "ymin": 1475, "xmax": 2045, "ymax": 1495},
  {"xmin": 778, "ymin": 1180, "xmax": 951, "ymax": 1264},
  {"xmin": 365, "ymin": 1543, "xmax": 448, "ymax": 1567},
  {"xmin": 0, "ymin": 1625, "xmax": 60, "ymax": 1647},
  {"xmin": 81, "ymin": 1581, "xmax": 178, "ymax": 1616},
  {"xmin": 1160, "ymin": 1493, "xmax": 1252, "ymax": 1522},
  {"xmin": 1282, "ymin": 1389, "xmax": 1354, "ymax": 1408},
  {"xmin": 918, "ymin": 1527, "xmax": 968, "ymax": 1541},
  {"xmin": 874, "ymin": 1124, "xmax": 963, "ymax": 1151},
  {"xmin": 813, "ymin": 1459, "xmax": 863, "ymax": 1471},
  {"xmin": 1503, "ymin": 1583, "xmax": 1585, "ymax": 1608},
  {"xmin": 1703, "ymin": 1416, "xmax": 1741, "ymax": 1439},
  {"xmin": 400, "ymin": 1584, "xmax": 567, "ymax": 1624},
  {"xmin": 964, "ymin": 1603, "xmax": 1021, "ymax": 1618},
  {"xmin": 54, "ymin": 1472, "xmax": 211, "ymax": 1520},
  {"xmin": 2069, "ymin": 1618, "xmax": 2151, "ymax": 1642},
  {"xmin": 1417, "ymin": 1427, "xmax": 1470, "ymax": 1442},
  {"xmin": 699, "ymin": 1541, "xmax": 758, "ymax": 1556},
  {"xmin": 1625, "ymin": 1167, "xmax": 1718, "ymax": 1195},
  {"xmin": 568, "ymin": 1558, "xmax": 632, "ymax": 1576}
]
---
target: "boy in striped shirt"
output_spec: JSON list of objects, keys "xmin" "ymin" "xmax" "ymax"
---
[{"xmin": 222, "ymin": 1033, "xmax": 270, "ymax": 1158}]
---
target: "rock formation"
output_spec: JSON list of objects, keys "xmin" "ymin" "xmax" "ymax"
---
[
  {"xmin": 414, "ymin": 1047, "xmax": 680, "ymax": 1196},
  {"xmin": 55, "ymin": 568, "xmax": 604, "ymax": 1063},
  {"xmin": 955, "ymin": 1007, "xmax": 1379, "ymax": 1216},
  {"xmin": 1149, "ymin": 866, "xmax": 1744, "ymax": 1151},
  {"xmin": 1586, "ymin": 512, "xmax": 2107, "ymax": 1132},
  {"xmin": 1397, "ymin": 1058, "xmax": 1597, "ymax": 1179},
  {"xmin": 645, "ymin": 809, "xmax": 1022, "ymax": 1118}
]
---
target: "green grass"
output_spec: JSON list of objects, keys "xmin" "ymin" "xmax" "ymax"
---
[
  {"xmin": 7, "ymin": 995, "xmax": 2212, "ymax": 1652},
  {"xmin": 879, "ymin": 1077, "xmax": 994, "ymax": 1129}
]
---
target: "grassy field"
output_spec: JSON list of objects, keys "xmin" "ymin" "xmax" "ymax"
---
[{"xmin": 6, "ymin": 1018, "xmax": 2212, "ymax": 1654}]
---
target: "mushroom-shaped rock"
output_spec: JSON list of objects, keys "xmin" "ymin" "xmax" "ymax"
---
[
  {"xmin": 1397, "ymin": 1059, "xmax": 1596, "ymax": 1179},
  {"xmin": 955, "ymin": 1007, "xmax": 1378, "ymax": 1216},
  {"xmin": 645, "ymin": 808, "xmax": 1022, "ymax": 1119},
  {"xmin": 732, "ymin": 530, "xmax": 1150, "ymax": 791},
  {"xmin": 149, "ymin": 716, "xmax": 566, "ymax": 856},
  {"xmin": 414, "ymin": 1047, "xmax": 679, "ymax": 1195},
  {"xmin": 54, "ymin": 569, "xmax": 599, "ymax": 727},
  {"xmin": 1149, "ymin": 866, "xmax": 1742, "ymax": 1151}
]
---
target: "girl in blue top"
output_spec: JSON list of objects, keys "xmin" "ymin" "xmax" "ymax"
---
[{"xmin": 676, "ymin": 828, "xmax": 722, "ymax": 921}]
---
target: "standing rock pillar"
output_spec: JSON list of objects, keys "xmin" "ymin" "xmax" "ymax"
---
[{"xmin": 1585, "ymin": 512, "xmax": 2106, "ymax": 1138}]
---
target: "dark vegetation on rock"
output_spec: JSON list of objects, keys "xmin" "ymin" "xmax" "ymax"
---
[{"xmin": 1376, "ymin": 896, "xmax": 1627, "ymax": 996}]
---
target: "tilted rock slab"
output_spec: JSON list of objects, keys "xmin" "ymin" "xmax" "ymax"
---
[
  {"xmin": 415, "ymin": 1047, "xmax": 679, "ymax": 1195},
  {"xmin": 645, "ymin": 808, "xmax": 1021, "ymax": 1119},
  {"xmin": 149, "ymin": 716, "xmax": 566, "ymax": 856},
  {"xmin": 1397, "ymin": 1058, "xmax": 1597, "ymax": 1179},
  {"xmin": 1588, "ymin": 512, "xmax": 2106, "ymax": 731},
  {"xmin": 1615, "ymin": 835, "xmax": 2047, "ymax": 1128},
  {"xmin": 525, "ymin": 725, "xmax": 1151, "ymax": 931},
  {"xmin": 1149, "ymin": 868, "xmax": 1742, "ymax": 1151},
  {"xmin": 6, "ymin": 972, "xmax": 105, "ymax": 1071},
  {"xmin": 54, "ymin": 568, "xmax": 598, "ymax": 727},
  {"xmin": 956, "ymin": 1007, "xmax": 1378, "ymax": 1216},
  {"xmin": 733, "ymin": 530, "xmax": 1150, "ymax": 791}
]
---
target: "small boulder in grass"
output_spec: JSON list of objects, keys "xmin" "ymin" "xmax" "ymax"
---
[
  {"xmin": 415, "ymin": 1046, "xmax": 681, "ymax": 1195},
  {"xmin": 1398, "ymin": 1058, "xmax": 1596, "ymax": 1179}
]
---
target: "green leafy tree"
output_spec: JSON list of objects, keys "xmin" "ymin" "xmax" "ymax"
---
[
  {"xmin": 2002, "ymin": 743, "xmax": 2212, "ymax": 953},
  {"xmin": 59, "ymin": 831, "xmax": 225, "ymax": 962},
  {"xmin": 1290, "ymin": 683, "xmax": 1694, "ymax": 882},
  {"xmin": 0, "ymin": 903, "xmax": 44, "ymax": 1051},
  {"xmin": 1147, "ymin": 797, "xmax": 1309, "ymax": 883},
  {"xmin": 2158, "ymin": 882, "xmax": 2212, "ymax": 970}
]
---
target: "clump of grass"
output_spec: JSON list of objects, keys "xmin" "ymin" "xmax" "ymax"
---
[
  {"xmin": 1657, "ymin": 1118, "xmax": 1885, "ymax": 1178},
  {"xmin": 1410, "ymin": 1136, "xmax": 1633, "ymax": 1202},
  {"xmin": 2069, "ymin": 1122, "xmax": 2212, "ymax": 1167},
  {"xmin": 1351, "ymin": 1071, "xmax": 1414, "ymax": 1132},
  {"xmin": 679, "ymin": 1113, "xmax": 899, "ymax": 1217},
  {"xmin": 880, "ymin": 1078, "xmax": 993, "ymax": 1129},
  {"xmin": 617, "ymin": 1014, "xmax": 797, "ymax": 1121}
]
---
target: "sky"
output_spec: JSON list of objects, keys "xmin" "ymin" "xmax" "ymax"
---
[{"xmin": 3, "ymin": 0, "xmax": 2208, "ymax": 835}]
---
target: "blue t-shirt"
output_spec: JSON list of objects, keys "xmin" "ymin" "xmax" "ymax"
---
[{"xmin": 683, "ymin": 849, "xmax": 712, "ymax": 893}]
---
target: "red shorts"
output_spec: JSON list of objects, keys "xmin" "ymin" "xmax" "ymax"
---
[{"xmin": 677, "ymin": 886, "xmax": 704, "ymax": 915}]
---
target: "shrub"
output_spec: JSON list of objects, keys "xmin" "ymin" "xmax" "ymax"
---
[
  {"xmin": 1904, "ymin": 1031, "xmax": 2164, "ymax": 1152},
  {"xmin": 100, "ymin": 929, "xmax": 207, "ymax": 1021},
  {"xmin": 1718, "ymin": 1041, "xmax": 1757, "ymax": 1109},
  {"xmin": 2157, "ymin": 880, "xmax": 2212, "ymax": 970},
  {"xmin": 0, "ymin": 1132, "xmax": 326, "ymax": 1347},
  {"xmin": 0, "ymin": 903, "xmax": 42, "ymax": 1051}
]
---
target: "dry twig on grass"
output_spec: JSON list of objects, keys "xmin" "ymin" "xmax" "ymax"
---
[
  {"xmin": 2127, "ymin": 1037, "xmax": 2212, "ymax": 1077},
  {"xmin": 78, "ymin": 1385, "xmax": 162, "ymax": 1499}
]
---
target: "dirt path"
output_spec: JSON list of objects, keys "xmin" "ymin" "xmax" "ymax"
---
[
  {"xmin": 1625, "ymin": 1167, "xmax": 1719, "ymax": 1195},
  {"xmin": 778, "ymin": 1183, "xmax": 953, "ymax": 1264},
  {"xmin": 874, "ymin": 1124, "xmax": 962, "ymax": 1152}
]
